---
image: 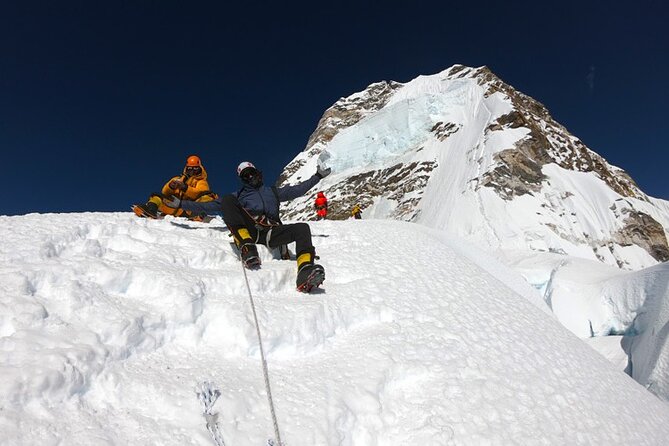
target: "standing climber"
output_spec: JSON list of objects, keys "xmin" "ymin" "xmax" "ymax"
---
[
  {"xmin": 314, "ymin": 191, "xmax": 328, "ymax": 220},
  {"xmin": 351, "ymin": 204, "xmax": 362, "ymax": 220}
]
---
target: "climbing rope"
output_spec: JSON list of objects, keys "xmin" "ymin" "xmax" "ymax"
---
[{"xmin": 240, "ymin": 261, "xmax": 284, "ymax": 446}]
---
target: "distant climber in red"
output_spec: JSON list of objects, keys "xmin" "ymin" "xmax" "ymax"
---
[{"xmin": 314, "ymin": 191, "xmax": 328, "ymax": 220}]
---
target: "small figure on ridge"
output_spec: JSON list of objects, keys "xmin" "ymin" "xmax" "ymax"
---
[
  {"xmin": 351, "ymin": 204, "xmax": 362, "ymax": 220},
  {"xmin": 314, "ymin": 191, "xmax": 328, "ymax": 220}
]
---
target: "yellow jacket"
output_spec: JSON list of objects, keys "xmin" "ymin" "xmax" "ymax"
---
[{"xmin": 161, "ymin": 165, "xmax": 216, "ymax": 202}]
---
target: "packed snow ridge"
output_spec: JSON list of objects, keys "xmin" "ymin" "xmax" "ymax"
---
[{"xmin": 1, "ymin": 212, "xmax": 669, "ymax": 445}]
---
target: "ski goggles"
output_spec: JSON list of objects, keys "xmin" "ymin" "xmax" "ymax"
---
[
  {"xmin": 240, "ymin": 167, "xmax": 260, "ymax": 181},
  {"xmin": 185, "ymin": 166, "xmax": 202, "ymax": 176}
]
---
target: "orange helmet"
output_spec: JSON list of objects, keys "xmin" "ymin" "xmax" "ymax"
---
[{"xmin": 186, "ymin": 155, "xmax": 202, "ymax": 167}]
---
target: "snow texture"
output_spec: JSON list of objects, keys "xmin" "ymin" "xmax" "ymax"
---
[
  {"xmin": 499, "ymin": 250, "xmax": 669, "ymax": 401},
  {"xmin": 1, "ymin": 212, "xmax": 669, "ymax": 445}
]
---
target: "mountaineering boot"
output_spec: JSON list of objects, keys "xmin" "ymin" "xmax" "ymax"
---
[
  {"xmin": 132, "ymin": 201, "xmax": 159, "ymax": 219},
  {"xmin": 296, "ymin": 263, "xmax": 325, "ymax": 292},
  {"xmin": 295, "ymin": 250, "xmax": 324, "ymax": 292},
  {"xmin": 240, "ymin": 243, "xmax": 261, "ymax": 269},
  {"xmin": 232, "ymin": 227, "xmax": 260, "ymax": 268}
]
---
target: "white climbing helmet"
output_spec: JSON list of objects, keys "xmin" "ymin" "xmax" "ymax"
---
[{"xmin": 237, "ymin": 161, "xmax": 256, "ymax": 177}]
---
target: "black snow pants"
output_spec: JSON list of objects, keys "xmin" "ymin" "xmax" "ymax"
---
[{"xmin": 220, "ymin": 194, "xmax": 315, "ymax": 257}]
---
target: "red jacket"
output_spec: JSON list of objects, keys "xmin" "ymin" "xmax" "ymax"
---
[
  {"xmin": 315, "ymin": 196, "xmax": 327, "ymax": 208},
  {"xmin": 315, "ymin": 192, "xmax": 328, "ymax": 217}
]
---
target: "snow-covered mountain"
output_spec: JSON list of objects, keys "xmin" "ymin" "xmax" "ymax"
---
[
  {"xmin": 279, "ymin": 65, "xmax": 669, "ymax": 271},
  {"xmin": 2, "ymin": 212, "xmax": 669, "ymax": 445}
]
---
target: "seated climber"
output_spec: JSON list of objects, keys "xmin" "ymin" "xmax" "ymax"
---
[
  {"xmin": 132, "ymin": 155, "xmax": 217, "ymax": 220},
  {"xmin": 164, "ymin": 161, "xmax": 331, "ymax": 292}
]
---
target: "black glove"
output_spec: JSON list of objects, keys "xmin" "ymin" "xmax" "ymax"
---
[
  {"xmin": 163, "ymin": 196, "xmax": 182, "ymax": 209},
  {"xmin": 169, "ymin": 180, "xmax": 188, "ymax": 191},
  {"xmin": 316, "ymin": 165, "xmax": 331, "ymax": 179}
]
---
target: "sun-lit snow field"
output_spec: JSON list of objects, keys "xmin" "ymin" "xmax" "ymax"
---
[
  {"xmin": 1, "ymin": 212, "xmax": 669, "ymax": 445},
  {"xmin": 502, "ymin": 250, "xmax": 669, "ymax": 401}
]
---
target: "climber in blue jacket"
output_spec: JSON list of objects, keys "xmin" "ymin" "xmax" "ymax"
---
[{"xmin": 167, "ymin": 161, "xmax": 331, "ymax": 293}]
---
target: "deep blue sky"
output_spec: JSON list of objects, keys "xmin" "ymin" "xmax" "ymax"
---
[{"xmin": 2, "ymin": 1, "xmax": 667, "ymax": 215}]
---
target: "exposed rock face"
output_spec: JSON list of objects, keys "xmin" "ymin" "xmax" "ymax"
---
[
  {"xmin": 615, "ymin": 211, "xmax": 669, "ymax": 263},
  {"xmin": 430, "ymin": 122, "xmax": 460, "ymax": 141},
  {"xmin": 281, "ymin": 161, "xmax": 436, "ymax": 221},
  {"xmin": 277, "ymin": 81, "xmax": 402, "ymax": 185},
  {"xmin": 475, "ymin": 66, "xmax": 645, "ymax": 201},
  {"xmin": 306, "ymin": 81, "xmax": 403, "ymax": 148},
  {"xmin": 481, "ymin": 149, "xmax": 548, "ymax": 200}
]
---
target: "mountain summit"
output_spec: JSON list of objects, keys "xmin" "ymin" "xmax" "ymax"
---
[{"xmin": 278, "ymin": 65, "xmax": 669, "ymax": 270}]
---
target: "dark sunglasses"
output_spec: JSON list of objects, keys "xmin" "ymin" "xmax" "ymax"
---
[{"xmin": 241, "ymin": 168, "xmax": 260, "ymax": 180}]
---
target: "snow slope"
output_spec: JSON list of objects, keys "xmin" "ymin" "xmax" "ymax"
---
[
  {"xmin": 495, "ymin": 250, "xmax": 669, "ymax": 402},
  {"xmin": 625, "ymin": 262, "xmax": 669, "ymax": 400},
  {"xmin": 1, "ymin": 212, "xmax": 669, "ymax": 445}
]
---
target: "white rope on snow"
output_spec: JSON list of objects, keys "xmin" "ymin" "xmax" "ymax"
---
[{"xmin": 241, "ymin": 261, "xmax": 284, "ymax": 446}]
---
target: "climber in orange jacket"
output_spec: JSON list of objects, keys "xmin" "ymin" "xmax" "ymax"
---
[
  {"xmin": 314, "ymin": 191, "xmax": 328, "ymax": 220},
  {"xmin": 132, "ymin": 155, "xmax": 218, "ymax": 219}
]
